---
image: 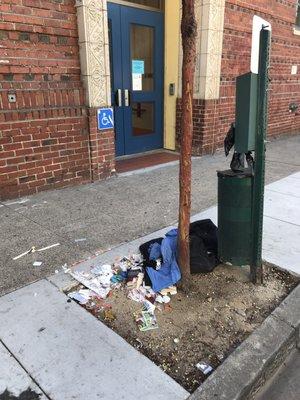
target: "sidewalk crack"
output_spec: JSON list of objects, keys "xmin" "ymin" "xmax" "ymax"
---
[{"xmin": 0, "ymin": 339, "xmax": 52, "ymax": 400}]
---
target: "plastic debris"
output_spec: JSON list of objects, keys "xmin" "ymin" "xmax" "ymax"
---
[
  {"xmin": 67, "ymin": 250, "xmax": 178, "ymax": 332},
  {"xmin": 70, "ymin": 270, "xmax": 111, "ymax": 299},
  {"xmin": 74, "ymin": 238, "xmax": 87, "ymax": 243},
  {"xmin": 135, "ymin": 311, "xmax": 158, "ymax": 332},
  {"xmin": 37, "ymin": 243, "xmax": 60, "ymax": 252},
  {"xmin": 136, "ymin": 272, "xmax": 144, "ymax": 289},
  {"xmin": 128, "ymin": 287, "xmax": 147, "ymax": 303},
  {"xmin": 33, "ymin": 261, "xmax": 43, "ymax": 267},
  {"xmin": 160, "ymin": 286, "xmax": 177, "ymax": 296},
  {"xmin": 156, "ymin": 295, "xmax": 171, "ymax": 304},
  {"xmin": 68, "ymin": 290, "xmax": 92, "ymax": 304},
  {"xmin": 196, "ymin": 362, "xmax": 213, "ymax": 375},
  {"xmin": 174, "ymin": 338, "xmax": 180, "ymax": 344},
  {"xmin": 13, "ymin": 247, "xmax": 36, "ymax": 260},
  {"xmin": 143, "ymin": 299, "xmax": 156, "ymax": 314},
  {"xmin": 13, "ymin": 243, "xmax": 60, "ymax": 260},
  {"xmin": 6, "ymin": 199, "xmax": 29, "ymax": 206}
]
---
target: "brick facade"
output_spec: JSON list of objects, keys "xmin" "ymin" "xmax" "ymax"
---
[
  {"xmin": 0, "ymin": 0, "xmax": 114, "ymax": 200},
  {"xmin": 177, "ymin": 0, "xmax": 300, "ymax": 155},
  {"xmin": 1, "ymin": 0, "xmax": 299, "ymax": 199}
]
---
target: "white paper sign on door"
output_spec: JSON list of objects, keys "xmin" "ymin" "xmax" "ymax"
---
[{"xmin": 132, "ymin": 73, "xmax": 142, "ymax": 91}]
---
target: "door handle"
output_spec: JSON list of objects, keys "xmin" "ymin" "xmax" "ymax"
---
[
  {"xmin": 115, "ymin": 89, "xmax": 122, "ymax": 107},
  {"xmin": 124, "ymin": 89, "xmax": 131, "ymax": 107}
]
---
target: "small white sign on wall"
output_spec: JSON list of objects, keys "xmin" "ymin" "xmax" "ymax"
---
[
  {"xmin": 132, "ymin": 73, "xmax": 142, "ymax": 91},
  {"xmin": 291, "ymin": 65, "xmax": 298, "ymax": 75},
  {"xmin": 251, "ymin": 15, "xmax": 272, "ymax": 74}
]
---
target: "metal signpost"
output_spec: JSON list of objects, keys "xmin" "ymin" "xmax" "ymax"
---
[
  {"xmin": 250, "ymin": 27, "xmax": 271, "ymax": 283},
  {"xmin": 217, "ymin": 17, "xmax": 272, "ymax": 284}
]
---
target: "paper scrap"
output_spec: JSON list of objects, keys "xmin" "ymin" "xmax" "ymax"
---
[
  {"xmin": 132, "ymin": 73, "xmax": 142, "ymax": 91},
  {"xmin": 33, "ymin": 261, "xmax": 43, "ymax": 267},
  {"xmin": 196, "ymin": 362, "xmax": 213, "ymax": 375},
  {"xmin": 6, "ymin": 199, "xmax": 29, "ymax": 206}
]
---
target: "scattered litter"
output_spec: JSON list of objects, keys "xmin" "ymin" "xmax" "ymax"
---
[
  {"xmin": 68, "ymin": 289, "xmax": 95, "ymax": 304},
  {"xmin": 163, "ymin": 295, "xmax": 171, "ymax": 303},
  {"xmin": 13, "ymin": 247, "xmax": 36, "ymax": 260},
  {"xmin": 143, "ymin": 299, "xmax": 156, "ymax": 314},
  {"xmin": 156, "ymin": 295, "xmax": 171, "ymax": 304},
  {"xmin": 34, "ymin": 293, "xmax": 37, "ymax": 297},
  {"xmin": 160, "ymin": 286, "xmax": 177, "ymax": 296},
  {"xmin": 6, "ymin": 199, "xmax": 29, "ymax": 206},
  {"xmin": 174, "ymin": 338, "xmax": 180, "ymax": 344},
  {"xmin": 164, "ymin": 303, "xmax": 173, "ymax": 313},
  {"xmin": 33, "ymin": 261, "xmax": 43, "ymax": 267},
  {"xmin": 31, "ymin": 201, "xmax": 48, "ymax": 208},
  {"xmin": 37, "ymin": 243, "xmax": 60, "ymax": 252},
  {"xmin": 67, "ymin": 245, "xmax": 181, "ymax": 333},
  {"xmin": 103, "ymin": 309, "xmax": 116, "ymax": 322},
  {"xmin": 62, "ymin": 264, "xmax": 70, "ymax": 274},
  {"xmin": 55, "ymin": 270, "xmax": 59, "ymax": 274},
  {"xmin": 74, "ymin": 238, "xmax": 87, "ymax": 243},
  {"xmin": 13, "ymin": 243, "xmax": 60, "ymax": 261},
  {"xmin": 135, "ymin": 310, "xmax": 158, "ymax": 332},
  {"xmin": 70, "ymin": 270, "xmax": 111, "ymax": 299},
  {"xmin": 128, "ymin": 287, "xmax": 147, "ymax": 303},
  {"xmin": 136, "ymin": 272, "xmax": 144, "ymax": 289},
  {"xmin": 196, "ymin": 362, "xmax": 213, "ymax": 375}
]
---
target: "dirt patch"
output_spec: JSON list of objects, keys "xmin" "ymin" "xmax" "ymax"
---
[{"xmin": 70, "ymin": 264, "xmax": 299, "ymax": 393}]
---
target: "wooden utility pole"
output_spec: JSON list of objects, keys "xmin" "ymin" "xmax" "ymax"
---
[{"xmin": 178, "ymin": 0, "xmax": 197, "ymax": 289}]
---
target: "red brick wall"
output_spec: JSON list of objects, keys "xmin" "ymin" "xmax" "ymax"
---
[
  {"xmin": 0, "ymin": 0, "xmax": 115, "ymax": 200},
  {"xmin": 87, "ymin": 108, "xmax": 115, "ymax": 181},
  {"xmin": 177, "ymin": 0, "xmax": 300, "ymax": 155}
]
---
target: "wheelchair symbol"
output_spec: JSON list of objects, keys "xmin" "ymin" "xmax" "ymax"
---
[
  {"xmin": 98, "ymin": 108, "xmax": 114, "ymax": 130},
  {"xmin": 101, "ymin": 112, "xmax": 113, "ymax": 127}
]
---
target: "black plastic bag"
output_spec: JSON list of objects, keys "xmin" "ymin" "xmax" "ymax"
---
[
  {"xmin": 189, "ymin": 219, "xmax": 220, "ymax": 274},
  {"xmin": 224, "ymin": 122, "xmax": 235, "ymax": 157},
  {"xmin": 230, "ymin": 152, "xmax": 245, "ymax": 172}
]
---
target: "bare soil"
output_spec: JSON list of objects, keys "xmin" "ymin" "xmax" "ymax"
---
[{"xmin": 73, "ymin": 264, "xmax": 299, "ymax": 393}]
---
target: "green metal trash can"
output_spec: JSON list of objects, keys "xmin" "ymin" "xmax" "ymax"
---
[{"xmin": 218, "ymin": 170, "xmax": 253, "ymax": 266}]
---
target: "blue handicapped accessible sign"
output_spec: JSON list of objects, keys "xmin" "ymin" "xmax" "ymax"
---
[{"xmin": 97, "ymin": 108, "xmax": 114, "ymax": 130}]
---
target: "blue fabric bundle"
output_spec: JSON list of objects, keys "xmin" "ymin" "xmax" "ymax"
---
[{"xmin": 146, "ymin": 228, "xmax": 181, "ymax": 292}]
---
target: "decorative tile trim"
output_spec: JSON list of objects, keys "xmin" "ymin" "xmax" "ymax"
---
[
  {"xmin": 76, "ymin": 0, "xmax": 111, "ymax": 107},
  {"xmin": 179, "ymin": 0, "xmax": 225, "ymax": 100}
]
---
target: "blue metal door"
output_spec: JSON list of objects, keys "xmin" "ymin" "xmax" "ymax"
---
[{"xmin": 108, "ymin": 3, "xmax": 164, "ymax": 156}]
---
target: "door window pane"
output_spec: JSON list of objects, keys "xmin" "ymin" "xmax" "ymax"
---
[
  {"xmin": 131, "ymin": 24, "xmax": 154, "ymax": 91},
  {"xmin": 132, "ymin": 102, "xmax": 154, "ymax": 135},
  {"xmin": 126, "ymin": 0, "xmax": 161, "ymax": 9}
]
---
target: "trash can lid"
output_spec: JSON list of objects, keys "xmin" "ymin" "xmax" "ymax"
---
[{"xmin": 217, "ymin": 169, "xmax": 253, "ymax": 178}]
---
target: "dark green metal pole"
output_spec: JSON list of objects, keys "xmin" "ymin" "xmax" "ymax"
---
[{"xmin": 250, "ymin": 28, "xmax": 271, "ymax": 283}]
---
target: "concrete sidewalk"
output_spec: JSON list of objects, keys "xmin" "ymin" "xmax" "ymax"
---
[
  {"xmin": 67, "ymin": 171, "xmax": 300, "ymax": 279},
  {"xmin": 1, "ymin": 135, "xmax": 300, "ymax": 296},
  {"xmin": 0, "ymin": 280, "xmax": 189, "ymax": 400}
]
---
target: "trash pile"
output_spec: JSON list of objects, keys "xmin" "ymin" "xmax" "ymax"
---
[
  {"xmin": 68, "ymin": 251, "xmax": 180, "ymax": 332},
  {"xmin": 67, "ymin": 221, "xmax": 219, "ymax": 332}
]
